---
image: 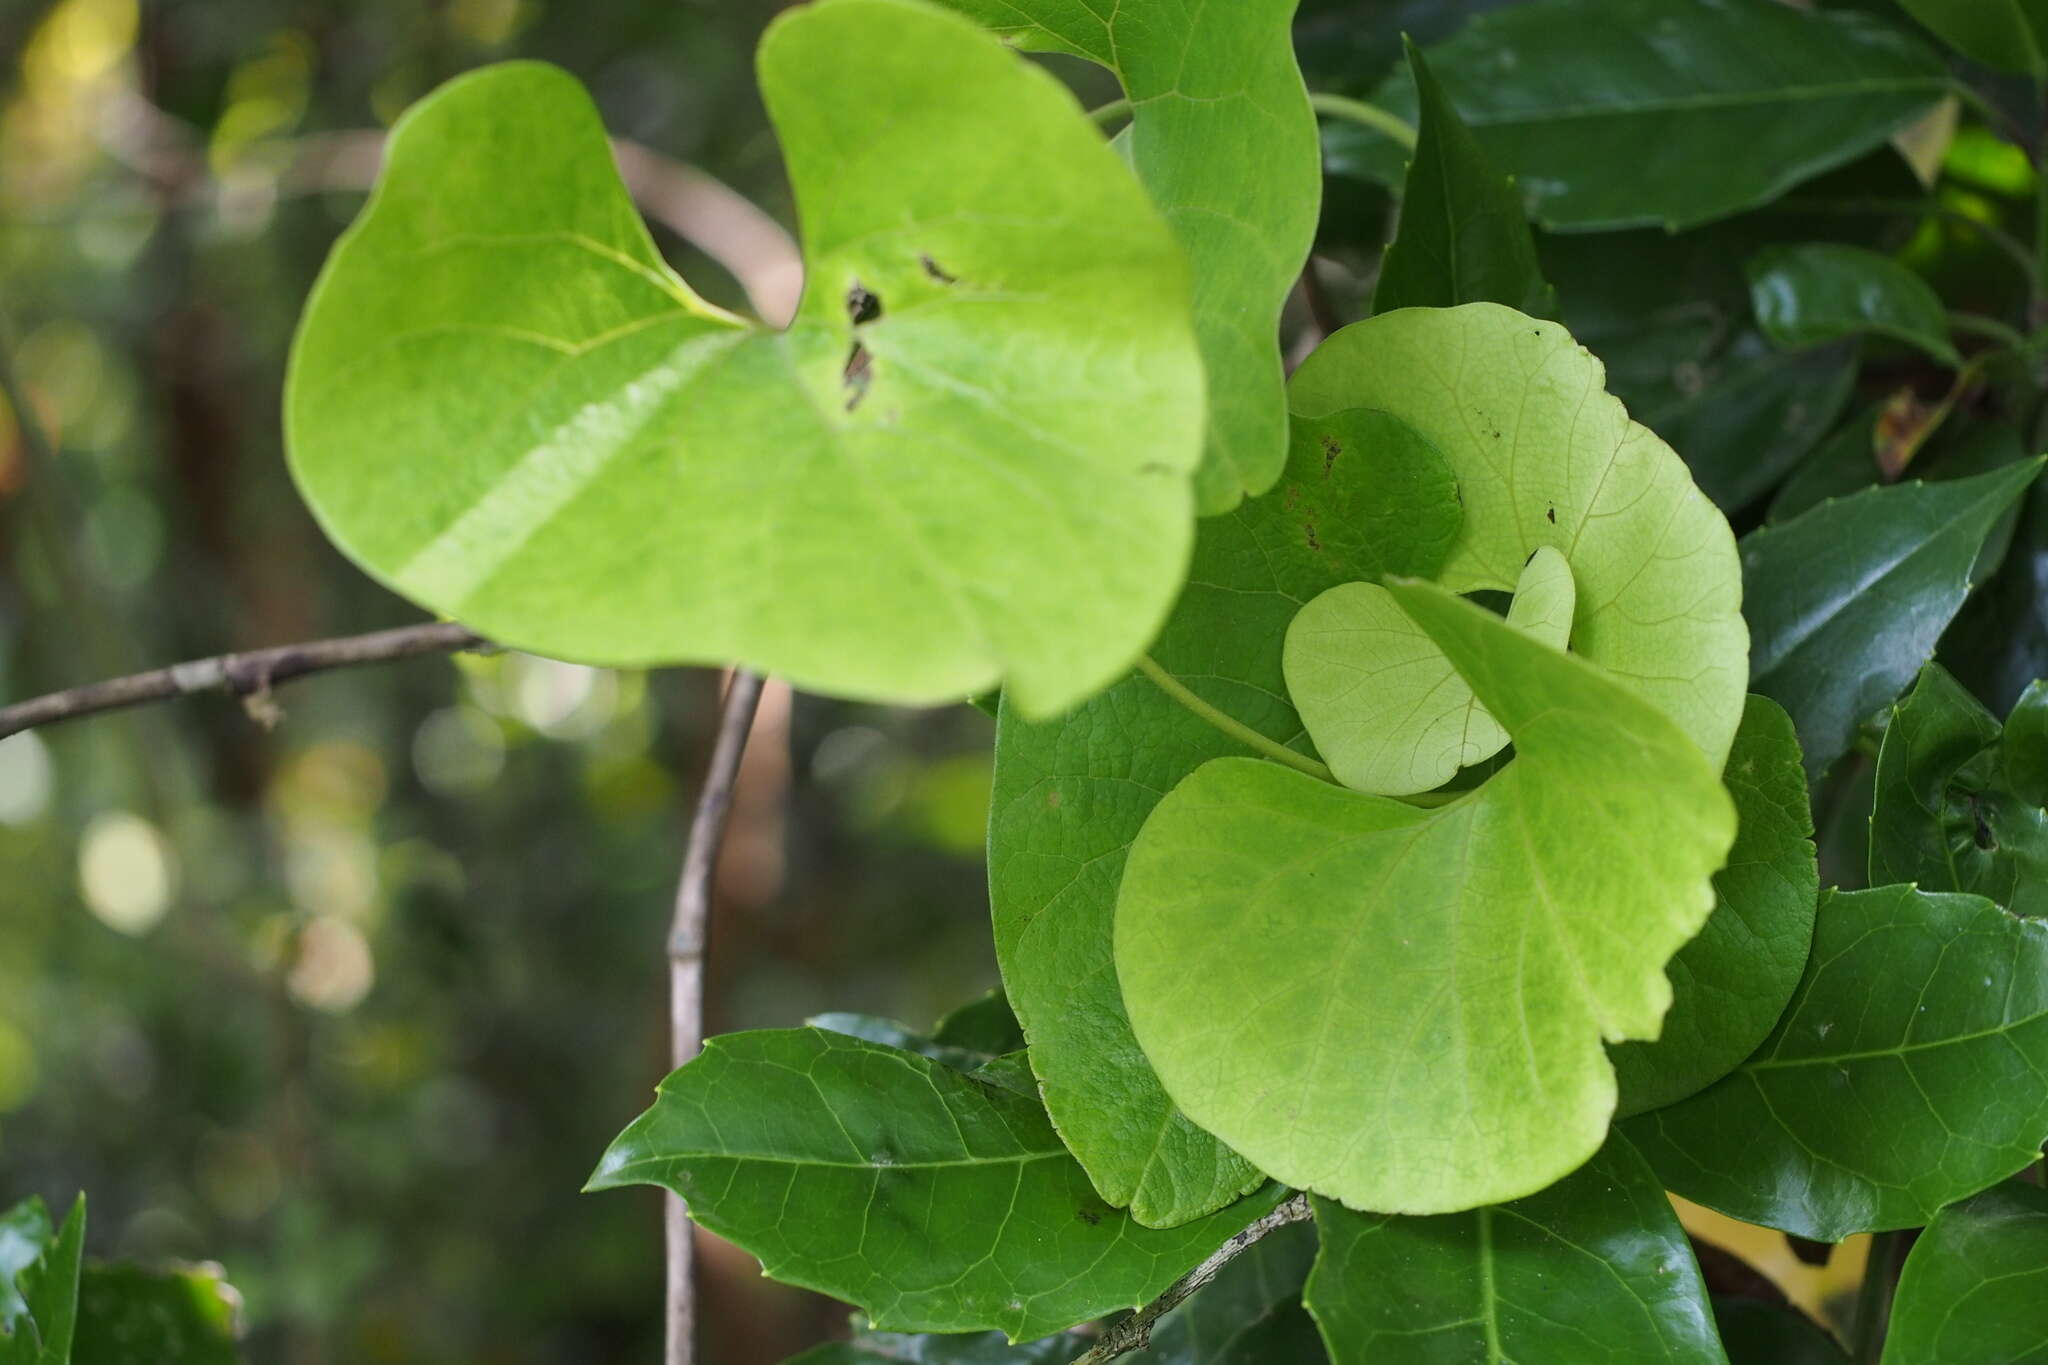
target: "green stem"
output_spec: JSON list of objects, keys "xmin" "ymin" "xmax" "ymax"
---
[
  {"xmin": 1088, "ymin": 96, "xmax": 1132, "ymax": 130},
  {"xmin": 1309, "ymin": 92, "xmax": 1418, "ymax": 150},
  {"xmin": 1852, "ymin": 1230, "xmax": 1908, "ymax": 1364},
  {"xmin": 1134, "ymin": 655, "xmax": 1336, "ymax": 783},
  {"xmin": 1949, "ymin": 310, "xmax": 2028, "ymax": 350}
]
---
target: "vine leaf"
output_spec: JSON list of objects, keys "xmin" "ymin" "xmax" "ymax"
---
[
  {"xmin": 987, "ymin": 409, "xmax": 1460, "ymax": 1229},
  {"xmin": 1624, "ymin": 886, "xmax": 2048, "ymax": 1241},
  {"xmin": 1742, "ymin": 459, "xmax": 2047, "ymax": 778},
  {"xmin": 287, "ymin": 0, "xmax": 1205, "ymax": 718},
  {"xmin": 1304, "ymin": 1134, "xmax": 1728, "ymax": 1364},
  {"xmin": 1339, "ymin": 0, "xmax": 1948, "ymax": 231},
  {"xmin": 1881, "ymin": 1178, "xmax": 2048, "ymax": 1365},
  {"xmin": 587, "ymin": 1028, "xmax": 1284, "ymax": 1340},
  {"xmin": 1288, "ymin": 304, "xmax": 1750, "ymax": 772},
  {"xmin": 1372, "ymin": 38, "xmax": 1556, "ymax": 318},
  {"xmin": 1871, "ymin": 663, "xmax": 2048, "ymax": 918},
  {"xmin": 1747, "ymin": 244, "xmax": 1960, "ymax": 367},
  {"xmin": 1609, "ymin": 694, "xmax": 1819, "ymax": 1118},
  {"xmin": 927, "ymin": 0, "xmax": 1319, "ymax": 513},
  {"xmin": 1285, "ymin": 545, "xmax": 1573, "ymax": 796},
  {"xmin": 1116, "ymin": 583, "xmax": 1735, "ymax": 1214},
  {"xmin": 0, "ymin": 1196, "xmax": 82, "ymax": 1365}
]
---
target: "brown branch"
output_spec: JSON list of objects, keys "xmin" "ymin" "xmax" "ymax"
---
[
  {"xmin": 0, "ymin": 622, "xmax": 489, "ymax": 739},
  {"xmin": 665, "ymin": 669, "xmax": 767, "ymax": 1365},
  {"xmin": 1072, "ymin": 1192, "xmax": 1314, "ymax": 1365}
]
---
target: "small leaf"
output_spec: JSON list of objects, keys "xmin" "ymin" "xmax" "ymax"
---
[
  {"xmin": 587, "ymin": 1028, "xmax": 1284, "ymax": 1340},
  {"xmin": 0, "ymin": 1196, "xmax": 82, "ymax": 1365},
  {"xmin": 1870, "ymin": 663, "xmax": 2048, "ymax": 918},
  {"xmin": 1304, "ymin": 1134, "xmax": 1728, "ymax": 1363},
  {"xmin": 1372, "ymin": 39, "xmax": 1556, "ymax": 318},
  {"xmin": 928, "ymin": 0, "xmax": 1319, "ymax": 512},
  {"xmin": 74, "ymin": 1263, "xmax": 242, "ymax": 1365},
  {"xmin": 1343, "ymin": 0, "xmax": 1948, "ymax": 230},
  {"xmin": 1625, "ymin": 886, "xmax": 2048, "ymax": 1240},
  {"xmin": 1742, "ymin": 459, "xmax": 2047, "ymax": 777},
  {"xmin": 1881, "ymin": 1178, "xmax": 2048, "ymax": 1365},
  {"xmin": 1747, "ymin": 244, "xmax": 1960, "ymax": 366},
  {"xmin": 1897, "ymin": 0, "xmax": 2048, "ymax": 77},
  {"xmin": 288, "ymin": 4, "xmax": 1206, "ymax": 718},
  {"xmin": 1116, "ymin": 584, "xmax": 1734, "ymax": 1213},
  {"xmin": 1284, "ymin": 546, "xmax": 1573, "ymax": 796},
  {"xmin": 1610, "ymin": 695, "xmax": 1819, "ymax": 1118}
]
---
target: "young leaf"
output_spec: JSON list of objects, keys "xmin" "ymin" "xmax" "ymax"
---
[
  {"xmin": 0, "ymin": 1196, "xmax": 82, "ymax": 1365},
  {"xmin": 287, "ymin": 2, "xmax": 1205, "ymax": 719},
  {"xmin": 1289, "ymin": 305, "xmax": 1750, "ymax": 771},
  {"xmin": 926, "ymin": 0, "xmax": 1319, "ymax": 513},
  {"xmin": 1609, "ymin": 695, "xmax": 1819, "ymax": 1118},
  {"xmin": 987, "ymin": 410, "xmax": 1461, "ymax": 1228},
  {"xmin": 1304, "ymin": 1134, "xmax": 1728, "ymax": 1363},
  {"xmin": 1897, "ymin": 0, "xmax": 2048, "ymax": 77},
  {"xmin": 1372, "ymin": 39, "xmax": 1556, "ymax": 318},
  {"xmin": 1116, "ymin": 583, "xmax": 1735, "ymax": 1214},
  {"xmin": 1880, "ymin": 1178, "xmax": 2048, "ymax": 1365},
  {"xmin": 1871, "ymin": 664, "xmax": 2048, "ymax": 918},
  {"xmin": 1747, "ymin": 245, "xmax": 1960, "ymax": 367},
  {"xmin": 586, "ymin": 1028, "xmax": 1284, "ymax": 1340},
  {"xmin": 1284, "ymin": 546, "xmax": 1573, "ymax": 795},
  {"xmin": 1624, "ymin": 886, "xmax": 2048, "ymax": 1241},
  {"xmin": 1742, "ymin": 459, "xmax": 2048, "ymax": 778},
  {"xmin": 1346, "ymin": 0, "xmax": 1948, "ymax": 230}
]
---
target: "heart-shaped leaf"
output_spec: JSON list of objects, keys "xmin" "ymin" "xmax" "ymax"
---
[
  {"xmin": 1625, "ymin": 886, "xmax": 2048, "ymax": 1240},
  {"xmin": 287, "ymin": 0, "xmax": 1204, "ymax": 718},
  {"xmin": 986, "ymin": 409, "xmax": 1460, "ymax": 1228},
  {"xmin": 1881, "ymin": 1178, "xmax": 2048, "ymax": 1365},
  {"xmin": 927, "ymin": 0, "xmax": 1318, "ymax": 514},
  {"xmin": 587, "ymin": 1028, "xmax": 1283, "ymax": 1340},
  {"xmin": 1609, "ymin": 694, "xmax": 1819, "ymax": 1118},
  {"xmin": 1305, "ymin": 1134, "xmax": 1727, "ymax": 1364},
  {"xmin": 1117, "ymin": 582, "xmax": 1735, "ymax": 1213}
]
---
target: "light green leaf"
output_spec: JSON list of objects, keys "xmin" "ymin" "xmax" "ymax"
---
[
  {"xmin": 1116, "ymin": 583, "xmax": 1735, "ymax": 1213},
  {"xmin": 1372, "ymin": 39, "xmax": 1556, "ymax": 318},
  {"xmin": 74, "ymin": 1263, "xmax": 241, "ymax": 1365},
  {"xmin": 1610, "ymin": 695, "xmax": 1819, "ymax": 1118},
  {"xmin": 587, "ymin": 1028, "xmax": 1283, "ymax": 1339},
  {"xmin": 1342, "ymin": 0, "xmax": 1948, "ymax": 231},
  {"xmin": 1304, "ymin": 1134, "xmax": 1728, "ymax": 1363},
  {"xmin": 1743, "ymin": 459, "xmax": 2047, "ymax": 778},
  {"xmin": 986, "ymin": 408, "xmax": 1460, "ymax": 1228},
  {"xmin": 1624, "ymin": 886, "xmax": 2048, "ymax": 1240},
  {"xmin": 1871, "ymin": 663, "xmax": 2048, "ymax": 918},
  {"xmin": 287, "ymin": 1, "xmax": 1205, "ymax": 718},
  {"xmin": 1898, "ymin": 0, "xmax": 2048, "ymax": 77},
  {"xmin": 0, "ymin": 1197, "xmax": 82, "ymax": 1365},
  {"xmin": 1747, "ymin": 245, "xmax": 1960, "ymax": 367},
  {"xmin": 1284, "ymin": 546, "xmax": 1573, "ymax": 796},
  {"xmin": 1881, "ymin": 1178, "xmax": 2048, "ymax": 1365},
  {"xmin": 1288, "ymin": 304, "xmax": 1750, "ymax": 773},
  {"xmin": 927, "ymin": 0, "xmax": 1318, "ymax": 513}
]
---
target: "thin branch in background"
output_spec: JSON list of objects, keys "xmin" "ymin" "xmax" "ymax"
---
[
  {"xmin": 0, "ymin": 622, "xmax": 489, "ymax": 739},
  {"xmin": 1072, "ymin": 1193, "xmax": 1313, "ymax": 1365},
  {"xmin": 665, "ymin": 668, "xmax": 767, "ymax": 1365}
]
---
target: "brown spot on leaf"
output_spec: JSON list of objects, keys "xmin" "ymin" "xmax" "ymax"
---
[
  {"xmin": 920, "ymin": 254, "xmax": 958, "ymax": 284},
  {"xmin": 1304, "ymin": 522, "xmax": 1321, "ymax": 551},
  {"xmin": 1075, "ymin": 1206, "xmax": 1103, "ymax": 1226},
  {"xmin": 846, "ymin": 280, "xmax": 882, "ymax": 325},
  {"xmin": 1046, "ymin": 789, "xmax": 1062, "ymax": 810},
  {"xmin": 1319, "ymin": 434, "xmax": 1342, "ymax": 478},
  {"xmin": 1545, "ymin": 506, "xmax": 1556, "ymax": 523}
]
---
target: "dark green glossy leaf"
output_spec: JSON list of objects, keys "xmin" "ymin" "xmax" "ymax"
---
[
  {"xmin": 1768, "ymin": 408, "xmax": 1883, "ymax": 526},
  {"xmin": 808, "ymin": 1013, "xmax": 1014, "ymax": 1074},
  {"xmin": 0, "ymin": 1197, "xmax": 82, "ymax": 1365},
  {"xmin": 1345, "ymin": 0, "xmax": 1948, "ymax": 230},
  {"xmin": 1940, "ymin": 480, "xmax": 2048, "ymax": 716},
  {"xmin": 2005, "ymin": 680, "xmax": 2048, "ymax": 807},
  {"xmin": 1625, "ymin": 886, "xmax": 2048, "ymax": 1240},
  {"xmin": 1742, "ymin": 459, "xmax": 2046, "ymax": 777},
  {"xmin": 1137, "ymin": 1223, "xmax": 1324, "ymax": 1365},
  {"xmin": 986, "ymin": 407, "xmax": 1460, "ymax": 1227},
  {"xmin": 1897, "ymin": 0, "xmax": 2048, "ymax": 76},
  {"xmin": 1711, "ymin": 1299, "xmax": 1848, "ymax": 1365},
  {"xmin": 588, "ymin": 1028, "xmax": 1283, "ymax": 1339},
  {"xmin": 1748, "ymin": 245, "xmax": 1959, "ymax": 366},
  {"xmin": 1880, "ymin": 1178, "xmax": 2048, "ymax": 1365},
  {"xmin": 932, "ymin": 992, "xmax": 1024, "ymax": 1059},
  {"xmin": 288, "ymin": 8, "xmax": 1206, "ymax": 718},
  {"xmin": 1611, "ymin": 695, "xmax": 1819, "ymax": 1118},
  {"xmin": 1649, "ymin": 335, "xmax": 1860, "ymax": 513},
  {"xmin": 73, "ymin": 1264, "xmax": 241, "ymax": 1365},
  {"xmin": 1372, "ymin": 40, "xmax": 1555, "ymax": 317},
  {"xmin": 1871, "ymin": 664, "xmax": 2048, "ymax": 918},
  {"xmin": 928, "ymin": 0, "xmax": 1318, "ymax": 513},
  {"xmin": 1304, "ymin": 1134, "xmax": 1727, "ymax": 1363}
]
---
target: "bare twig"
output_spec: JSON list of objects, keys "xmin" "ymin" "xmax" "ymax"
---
[
  {"xmin": 0, "ymin": 622, "xmax": 488, "ymax": 739},
  {"xmin": 1072, "ymin": 1193, "xmax": 1313, "ymax": 1365},
  {"xmin": 665, "ymin": 669, "xmax": 767, "ymax": 1365}
]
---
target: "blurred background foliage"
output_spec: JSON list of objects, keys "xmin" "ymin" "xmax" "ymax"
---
[{"xmin": 0, "ymin": 2, "xmax": 1002, "ymax": 1359}]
